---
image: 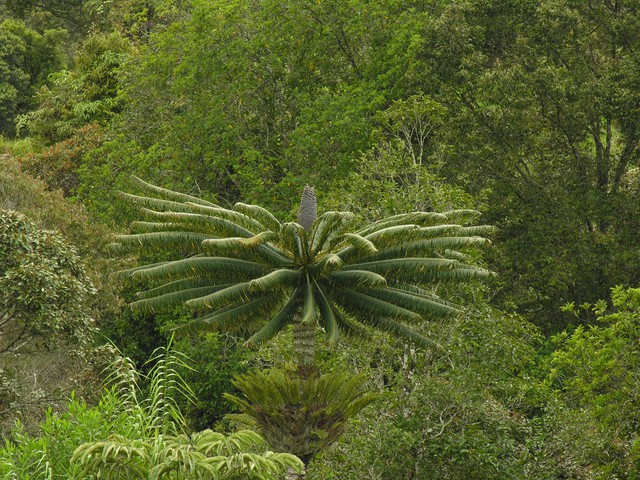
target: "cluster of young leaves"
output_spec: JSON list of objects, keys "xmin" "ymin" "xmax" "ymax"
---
[{"xmin": 226, "ymin": 367, "xmax": 378, "ymax": 466}]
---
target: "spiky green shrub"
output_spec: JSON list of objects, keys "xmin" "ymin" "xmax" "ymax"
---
[
  {"xmin": 225, "ymin": 367, "xmax": 378, "ymax": 466},
  {"xmin": 112, "ymin": 177, "xmax": 494, "ymax": 358}
]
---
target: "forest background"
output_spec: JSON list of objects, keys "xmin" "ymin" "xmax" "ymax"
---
[{"xmin": 2, "ymin": 0, "xmax": 640, "ymax": 478}]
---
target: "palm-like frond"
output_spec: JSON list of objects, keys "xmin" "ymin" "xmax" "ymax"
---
[{"xmin": 114, "ymin": 178, "xmax": 494, "ymax": 352}]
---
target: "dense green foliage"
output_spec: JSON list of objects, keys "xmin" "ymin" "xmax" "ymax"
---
[
  {"xmin": 0, "ymin": 209, "xmax": 95, "ymax": 353},
  {"xmin": 2, "ymin": 0, "xmax": 640, "ymax": 477}
]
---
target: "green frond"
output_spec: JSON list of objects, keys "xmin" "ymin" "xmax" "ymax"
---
[
  {"xmin": 364, "ymin": 224, "xmax": 422, "ymax": 242},
  {"xmin": 182, "ymin": 203, "xmax": 267, "ymax": 232},
  {"xmin": 343, "ymin": 257, "xmax": 457, "ymax": 276},
  {"xmin": 233, "ymin": 202, "xmax": 281, "ymax": 231},
  {"xmin": 359, "ymin": 287, "xmax": 461, "ymax": 317},
  {"xmin": 328, "ymin": 270, "xmax": 387, "ymax": 289},
  {"xmin": 314, "ymin": 283, "xmax": 339, "ymax": 345},
  {"xmin": 112, "ymin": 232, "xmax": 214, "ymax": 253},
  {"xmin": 130, "ymin": 175, "xmax": 219, "ymax": 207},
  {"xmin": 130, "ymin": 285, "xmax": 226, "ymax": 313},
  {"xmin": 175, "ymin": 294, "xmax": 278, "ymax": 335},
  {"xmin": 310, "ymin": 211, "xmax": 356, "ymax": 254},
  {"xmin": 136, "ymin": 278, "xmax": 224, "ymax": 299},
  {"xmin": 440, "ymin": 249, "xmax": 467, "ymax": 260},
  {"xmin": 311, "ymin": 253, "xmax": 344, "ymax": 276},
  {"xmin": 129, "ymin": 195, "xmax": 266, "ymax": 234},
  {"xmin": 119, "ymin": 191, "xmax": 206, "ymax": 215},
  {"xmin": 240, "ymin": 230, "xmax": 278, "ymax": 247},
  {"xmin": 359, "ymin": 236, "xmax": 491, "ymax": 262},
  {"xmin": 138, "ymin": 209, "xmax": 255, "ymax": 237},
  {"xmin": 457, "ymin": 225, "xmax": 498, "ymax": 236},
  {"xmin": 356, "ymin": 211, "xmax": 448, "ymax": 235},
  {"xmin": 332, "ymin": 288, "xmax": 422, "ymax": 321},
  {"xmin": 245, "ymin": 286, "xmax": 301, "ymax": 346},
  {"xmin": 186, "ymin": 282, "xmax": 254, "ymax": 310},
  {"xmin": 338, "ymin": 232, "xmax": 378, "ymax": 254},
  {"xmin": 249, "ymin": 269, "xmax": 302, "ymax": 291},
  {"xmin": 278, "ymin": 221, "xmax": 308, "ymax": 262},
  {"xmin": 300, "ymin": 279, "xmax": 317, "ymax": 325},
  {"xmin": 430, "ymin": 265, "xmax": 495, "ymax": 281},
  {"xmin": 129, "ymin": 257, "xmax": 269, "ymax": 283},
  {"xmin": 113, "ymin": 260, "xmax": 170, "ymax": 280},
  {"xmin": 440, "ymin": 209, "xmax": 481, "ymax": 222},
  {"xmin": 202, "ymin": 236, "xmax": 254, "ymax": 252},
  {"xmin": 202, "ymin": 231, "xmax": 278, "ymax": 254},
  {"xmin": 389, "ymin": 282, "xmax": 462, "ymax": 309},
  {"xmin": 358, "ymin": 316, "xmax": 439, "ymax": 349},
  {"xmin": 360, "ymin": 224, "xmax": 478, "ymax": 251},
  {"xmin": 130, "ymin": 221, "xmax": 182, "ymax": 233}
]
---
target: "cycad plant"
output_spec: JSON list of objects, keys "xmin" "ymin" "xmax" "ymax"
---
[
  {"xmin": 112, "ymin": 177, "xmax": 493, "ymax": 470},
  {"xmin": 112, "ymin": 177, "xmax": 493, "ymax": 366},
  {"xmin": 224, "ymin": 367, "xmax": 379, "ymax": 466}
]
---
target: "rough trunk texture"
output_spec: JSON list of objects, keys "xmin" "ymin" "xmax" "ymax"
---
[{"xmin": 293, "ymin": 320, "xmax": 316, "ymax": 376}]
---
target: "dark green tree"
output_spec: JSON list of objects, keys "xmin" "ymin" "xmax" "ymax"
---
[
  {"xmin": 0, "ymin": 209, "xmax": 95, "ymax": 354},
  {"xmin": 0, "ymin": 19, "xmax": 66, "ymax": 136}
]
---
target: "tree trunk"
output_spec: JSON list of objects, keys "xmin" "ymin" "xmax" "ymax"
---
[{"xmin": 293, "ymin": 320, "xmax": 315, "ymax": 377}]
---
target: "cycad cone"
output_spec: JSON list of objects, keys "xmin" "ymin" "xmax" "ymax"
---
[{"xmin": 297, "ymin": 185, "xmax": 317, "ymax": 233}]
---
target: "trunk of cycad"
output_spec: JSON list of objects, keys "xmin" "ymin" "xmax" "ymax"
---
[
  {"xmin": 295, "ymin": 185, "xmax": 317, "ymax": 378},
  {"xmin": 293, "ymin": 321, "xmax": 316, "ymax": 377}
]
